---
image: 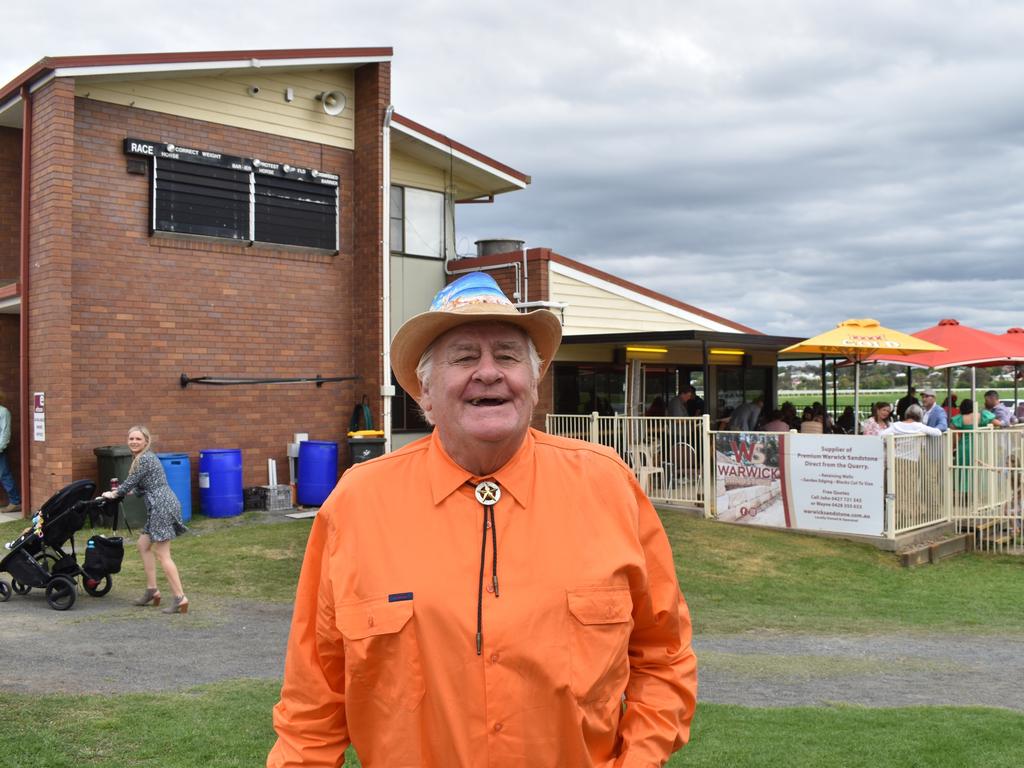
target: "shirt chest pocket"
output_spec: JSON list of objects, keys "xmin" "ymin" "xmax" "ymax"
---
[
  {"xmin": 336, "ymin": 596, "xmax": 425, "ymax": 712},
  {"xmin": 567, "ymin": 586, "xmax": 633, "ymax": 704}
]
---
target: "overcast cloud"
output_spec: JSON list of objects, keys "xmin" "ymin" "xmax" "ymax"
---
[{"xmin": 4, "ymin": 1, "xmax": 1023, "ymax": 336}]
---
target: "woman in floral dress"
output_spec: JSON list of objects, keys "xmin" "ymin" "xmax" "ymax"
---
[{"xmin": 102, "ymin": 425, "xmax": 189, "ymax": 613}]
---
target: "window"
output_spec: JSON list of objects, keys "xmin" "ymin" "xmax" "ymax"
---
[
  {"xmin": 390, "ymin": 185, "xmax": 404, "ymax": 253},
  {"xmin": 390, "ymin": 185, "xmax": 444, "ymax": 258},
  {"xmin": 554, "ymin": 364, "xmax": 626, "ymax": 415},
  {"xmin": 391, "ymin": 375, "xmax": 431, "ymax": 431},
  {"xmin": 125, "ymin": 138, "xmax": 339, "ymax": 251}
]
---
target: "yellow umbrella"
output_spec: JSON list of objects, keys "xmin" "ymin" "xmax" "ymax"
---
[{"xmin": 780, "ymin": 319, "xmax": 945, "ymax": 433}]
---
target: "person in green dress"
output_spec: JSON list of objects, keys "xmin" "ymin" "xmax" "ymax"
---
[{"xmin": 950, "ymin": 398, "xmax": 996, "ymax": 494}]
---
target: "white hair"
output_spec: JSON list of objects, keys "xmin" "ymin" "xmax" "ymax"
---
[{"xmin": 415, "ymin": 325, "xmax": 542, "ymax": 426}]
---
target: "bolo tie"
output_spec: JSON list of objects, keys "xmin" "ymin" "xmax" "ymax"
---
[{"xmin": 472, "ymin": 479, "xmax": 501, "ymax": 655}]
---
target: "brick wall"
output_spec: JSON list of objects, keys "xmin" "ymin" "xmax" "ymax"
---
[
  {"xmin": 27, "ymin": 78, "xmax": 76, "ymax": 505},
  {"xmin": 0, "ymin": 127, "xmax": 20, "ymax": 279},
  {"xmin": 18, "ymin": 83, "xmax": 386, "ymax": 506},
  {"xmin": 351, "ymin": 62, "xmax": 390, "ymax": 429}
]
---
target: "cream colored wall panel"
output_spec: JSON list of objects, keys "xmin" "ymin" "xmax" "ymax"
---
[
  {"xmin": 550, "ymin": 270, "xmax": 710, "ymax": 335},
  {"xmin": 78, "ymin": 70, "xmax": 356, "ymax": 150},
  {"xmin": 391, "ymin": 150, "xmax": 447, "ymax": 192},
  {"xmin": 390, "ymin": 255, "xmax": 446, "ymax": 339}
]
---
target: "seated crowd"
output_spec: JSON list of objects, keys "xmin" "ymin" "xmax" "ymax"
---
[{"xmin": 710, "ymin": 387, "xmax": 1019, "ymax": 435}]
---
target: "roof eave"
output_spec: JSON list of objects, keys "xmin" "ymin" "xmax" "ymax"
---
[
  {"xmin": 391, "ymin": 111, "xmax": 530, "ymax": 189},
  {"xmin": 0, "ymin": 47, "xmax": 394, "ymax": 107}
]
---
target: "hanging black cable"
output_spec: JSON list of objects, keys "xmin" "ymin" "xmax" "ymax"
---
[
  {"xmin": 476, "ymin": 503, "xmax": 487, "ymax": 656},
  {"xmin": 471, "ymin": 480, "xmax": 501, "ymax": 655}
]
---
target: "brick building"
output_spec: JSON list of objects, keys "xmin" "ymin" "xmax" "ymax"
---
[{"xmin": 0, "ymin": 48, "xmax": 528, "ymax": 512}]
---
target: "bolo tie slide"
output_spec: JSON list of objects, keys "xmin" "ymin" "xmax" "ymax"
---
[{"xmin": 473, "ymin": 480, "xmax": 500, "ymax": 655}]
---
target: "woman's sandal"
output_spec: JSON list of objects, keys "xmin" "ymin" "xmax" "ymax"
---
[
  {"xmin": 133, "ymin": 587, "xmax": 161, "ymax": 607},
  {"xmin": 162, "ymin": 595, "xmax": 189, "ymax": 614}
]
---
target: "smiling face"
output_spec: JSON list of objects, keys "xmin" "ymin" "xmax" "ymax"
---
[
  {"xmin": 127, "ymin": 429, "xmax": 149, "ymax": 455},
  {"xmin": 419, "ymin": 323, "xmax": 539, "ymax": 475}
]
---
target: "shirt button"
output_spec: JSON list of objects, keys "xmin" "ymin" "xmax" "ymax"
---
[
  {"xmin": 367, "ymin": 616, "xmax": 375, "ymax": 627},
  {"xmin": 490, "ymin": 652, "xmax": 500, "ymax": 663},
  {"xmin": 493, "ymin": 722, "xmax": 503, "ymax": 733},
  {"xmin": 485, "ymin": 584, "xmax": 494, "ymax": 593}
]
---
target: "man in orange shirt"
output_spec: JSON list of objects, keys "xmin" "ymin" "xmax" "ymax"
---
[{"xmin": 268, "ymin": 272, "xmax": 697, "ymax": 767}]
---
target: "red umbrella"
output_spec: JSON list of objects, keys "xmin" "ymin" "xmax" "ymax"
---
[
  {"xmin": 858, "ymin": 319, "xmax": 1024, "ymax": 425},
  {"xmin": 863, "ymin": 319, "xmax": 1024, "ymax": 369},
  {"xmin": 1002, "ymin": 327, "xmax": 1024, "ymax": 357}
]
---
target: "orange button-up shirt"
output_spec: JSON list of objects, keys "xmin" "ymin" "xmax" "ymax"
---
[{"xmin": 268, "ymin": 429, "xmax": 697, "ymax": 768}]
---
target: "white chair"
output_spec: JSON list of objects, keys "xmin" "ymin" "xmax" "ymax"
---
[{"xmin": 629, "ymin": 444, "xmax": 664, "ymax": 496}]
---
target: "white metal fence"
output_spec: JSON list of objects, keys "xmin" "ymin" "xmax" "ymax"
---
[
  {"xmin": 544, "ymin": 413, "xmax": 711, "ymax": 507},
  {"xmin": 885, "ymin": 432, "xmax": 949, "ymax": 536},
  {"xmin": 545, "ymin": 414, "xmax": 1024, "ymax": 555},
  {"xmin": 949, "ymin": 426, "xmax": 1024, "ymax": 554}
]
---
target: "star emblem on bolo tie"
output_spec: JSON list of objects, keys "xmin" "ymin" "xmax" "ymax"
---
[{"xmin": 472, "ymin": 479, "xmax": 501, "ymax": 655}]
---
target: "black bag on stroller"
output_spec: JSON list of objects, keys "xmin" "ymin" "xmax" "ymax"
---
[
  {"xmin": 0, "ymin": 479, "xmax": 118, "ymax": 610},
  {"xmin": 84, "ymin": 535, "xmax": 124, "ymax": 577}
]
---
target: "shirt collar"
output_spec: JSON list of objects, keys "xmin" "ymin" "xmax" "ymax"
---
[{"xmin": 428, "ymin": 428, "xmax": 535, "ymax": 509}]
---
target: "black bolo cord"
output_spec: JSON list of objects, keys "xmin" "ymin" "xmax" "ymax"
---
[
  {"xmin": 476, "ymin": 502, "xmax": 487, "ymax": 655},
  {"xmin": 490, "ymin": 505, "xmax": 499, "ymax": 598},
  {"xmin": 471, "ymin": 480, "xmax": 501, "ymax": 655}
]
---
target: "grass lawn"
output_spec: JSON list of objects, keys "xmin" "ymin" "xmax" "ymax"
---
[
  {"xmin": 6, "ymin": 508, "xmax": 1021, "ymax": 635},
  {"xmin": 1, "ymin": 681, "xmax": 1020, "ymax": 768},
  {"xmin": 3, "ymin": 508, "xmax": 1023, "ymax": 765},
  {"xmin": 663, "ymin": 509, "xmax": 1024, "ymax": 635}
]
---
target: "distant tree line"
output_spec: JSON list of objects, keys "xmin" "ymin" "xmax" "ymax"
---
[{"xmin": 778, "ymin": 363, "xmax": 1019, "ymax": 391}]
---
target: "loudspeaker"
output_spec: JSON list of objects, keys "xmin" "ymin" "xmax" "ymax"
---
[{"xmin": 317, "ymin": 91, "xmax": 347, "ymax": 116}]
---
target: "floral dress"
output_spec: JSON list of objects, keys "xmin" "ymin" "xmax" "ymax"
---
[
  {"xmin": 117, "ymin": 450, "xmax": 187, "ymax": 541},
  {"xmin": 861, "ymin": 418, "xmax": 889, "ymax": 436}
]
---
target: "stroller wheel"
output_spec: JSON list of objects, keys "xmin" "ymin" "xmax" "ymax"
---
[
  {"xmin": 11, "ymin": 579, "xmax": 30, "ymax": 596},
  {"xmin": 45, "ymin": 575, "xmax": 76, "ymax": 611},
  {"xmin": 83, "ymin": 574, "xmax": 112, "ymax": 597},
  {"xmin": 0, "ymin": 580, "xmax": 10, "ymax": 602}
]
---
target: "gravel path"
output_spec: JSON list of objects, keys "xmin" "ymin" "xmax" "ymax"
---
[
  {"xmin": 0, "ymin": 588, "xmax": 293, "ymax": 694},
  {"xmin": 696, "ymin": 631, "xmax": 1024, "ymax": 711},
  {"xmin": 3, "ymin": 586, "xmax": 1022, "ymax": 711}
]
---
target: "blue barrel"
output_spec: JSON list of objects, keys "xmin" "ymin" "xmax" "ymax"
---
[
  {"xmin": 157, "ymin": 452, "xmax": 192, "ymax": 523},
  {"xmin": 298, "ymin": 440, "xmax": 339, "ymax": 507},
  {"xmin": 198, "ymin": 449, "xmax": 243, "ymax": 518}
]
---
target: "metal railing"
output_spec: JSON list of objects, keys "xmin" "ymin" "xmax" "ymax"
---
[
  {"xmin": 544, "ymin": 413, "xmax": 711, "ymax": 509},
  {"xmin": 545, "ymin": 413, "xmax": 1024, "ymax": 554},
  {"xmin": 884, "ymin": 432, "xmax": 949, "ymax": 537},
  {"xmin": 950, "ymin": 426, "xmax": 1024, "ymax": 554}
]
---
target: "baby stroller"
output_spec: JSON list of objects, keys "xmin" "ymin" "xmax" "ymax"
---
[{"xmin": 0, "ymin": 479, "xmax": 124, "ymax": 611}]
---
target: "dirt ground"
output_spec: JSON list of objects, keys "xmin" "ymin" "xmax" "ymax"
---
[{"xmin": 2, "ymin": 580, "xmax": 1022, "ymax": 711}]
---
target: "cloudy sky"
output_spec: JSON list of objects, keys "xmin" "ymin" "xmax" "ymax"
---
[{"xmin": 4, "ymin": 1, "xmax": 1023, "ymax": 336}]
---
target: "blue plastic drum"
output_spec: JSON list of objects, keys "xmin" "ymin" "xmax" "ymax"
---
[
  {"xmin": 297, "ymin": 440, "xmax": 339, "ymax": 507},
  {"xmin": 157, "ymin": 452, "xmax": 192, "ymax": 523},
  {"xmin": 198, "ymin": 449, "xmax": 243, "ymax": 518}
]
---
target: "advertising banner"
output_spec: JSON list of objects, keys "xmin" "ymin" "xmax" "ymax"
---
[
  {"xmin": 782, "ymin": 435, "xmax": 885, "ymax": 536},
  {"xmin": 714, "ymin": 433, "xmax": 786, "ymax": 527},
  {"xmin": 714, "ymin": 433, "xmax": 886, "ymax": 537}
]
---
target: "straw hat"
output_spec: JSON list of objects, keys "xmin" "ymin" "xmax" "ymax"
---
[{"xmin": 390, "ymin": 272, "xmax": 562, "ymax": 400}]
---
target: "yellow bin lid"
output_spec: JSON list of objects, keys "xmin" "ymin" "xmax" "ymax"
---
[{"xmin": 347, "ymin": 430, "xmax": 385, "ymax": 437}]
